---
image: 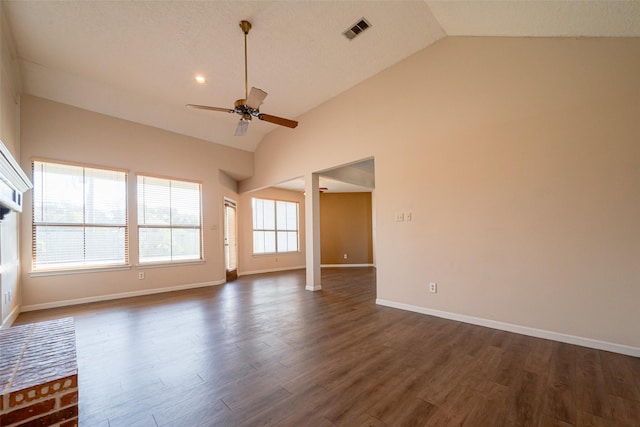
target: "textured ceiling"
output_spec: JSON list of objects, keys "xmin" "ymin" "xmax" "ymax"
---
[{"xmin": 4, "ymin": 0, "xmax": 639, "ymax": 154}]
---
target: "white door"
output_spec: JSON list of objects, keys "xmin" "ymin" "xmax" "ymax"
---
[{"xmin": 224, "ymin": 199, "xmax": 238, "ymax": 281}]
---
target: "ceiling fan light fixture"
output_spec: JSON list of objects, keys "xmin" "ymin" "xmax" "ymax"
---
[{"xmin": 235, "ymin": 119, "xmax": 249, "ymax": 136}]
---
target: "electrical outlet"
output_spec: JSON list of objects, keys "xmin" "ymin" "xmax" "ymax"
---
[
  {"xmin": 138, "ymin": 272, "xmax": 145, "ymax": 280},
  {"xmin": 344, "ymin": 253, "xmax": 348, "ymax": 260},
  {"xmin": 429, "ymin": 282, "xmax": 437, "ymax": 293},
  {"xmin": 395, "ymin": 212, "xmax": 404, "ymax": 222}
]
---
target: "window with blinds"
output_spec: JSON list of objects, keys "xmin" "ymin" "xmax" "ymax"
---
[
  {"xmin": 252, "ymin": 198, "xmax": 299, "ymax": 254},
  {"xmin": 137, "ymin": 175, "xmax": 202, "ymax": 264},
  {"xmin": 32, "ymin": 160, "xmax": 128, "ymax": 271}
]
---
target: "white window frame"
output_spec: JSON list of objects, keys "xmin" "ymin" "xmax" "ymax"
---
[
  {"xmin": 31, "ymin": 159, "xmax": 129, "ymax": 273},
  {"xmin": 252, "ymin": 197, "xmax": 299, "ymax": 255},
  {"xmin": 137, "ymin": 174, "xmax": 203, "ymax": 265}
]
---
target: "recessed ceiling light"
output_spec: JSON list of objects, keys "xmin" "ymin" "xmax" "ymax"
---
[{"xmin": 195, "ymin": 75, "xmax": 206, "ymax": 84}]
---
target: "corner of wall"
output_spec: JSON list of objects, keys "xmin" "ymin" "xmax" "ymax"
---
[{"xmin": 0, "ymin": 300, "xmax": 20, "ymax": 329}]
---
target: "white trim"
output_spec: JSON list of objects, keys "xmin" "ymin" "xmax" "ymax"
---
[
  {"xmin": 321, "ymin": 264, "xmax": 375, "ymax": 268},
  {"xmin": 21, "ymin": 280, "xmax": 225, "ymax": 312},
  {"xmin": 1, "ymin": 304, "xmax": 21, "ymax": 329},
  {"xmin": 376, "ymin": 299, "xmax": 640, "ymax": 358},
  {"xmin": 306, "ymin": 284, "xmax": 322, "ymax": 291},
  {"xmin": 239, "ymin": 266, "xmax": 305, "ymax": 276},
  {"xmin": 0, "ymin": 138, "xmax": 32, "ymax": 193}
]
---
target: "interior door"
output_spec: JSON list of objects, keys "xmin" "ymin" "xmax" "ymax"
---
[{"xmin": 224, "ymin": 199, "xmax": 238, "ymax": 281}]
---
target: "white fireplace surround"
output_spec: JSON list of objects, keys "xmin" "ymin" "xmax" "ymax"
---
[{"xmin": 0, "ymin": 140, "xmax": 32, "ymax": 220}]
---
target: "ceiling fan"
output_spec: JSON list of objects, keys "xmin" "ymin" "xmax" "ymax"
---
[{"xmin": 187, "ymin": 20, "xmax": 298, "ymax": 136}]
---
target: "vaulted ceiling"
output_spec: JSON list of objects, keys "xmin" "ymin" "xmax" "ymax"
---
[{"xmin": 4, "ymin": 1, "xmax": 639, "ymax": 152}]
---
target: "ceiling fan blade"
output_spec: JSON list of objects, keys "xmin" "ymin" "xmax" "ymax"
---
[
  {"xmin": 234, "ymin": 119, "xmax": 249, "ymax": 136},
  {"xmin": 186, "ymin": 104, "xmax": 234, "ymax": 113},
  {"xmin": 245, "ymin": 87, "xmax": 268, "ymax": 109},
  {"xmin": 258, "ymin": 114, "xmax": 298, "ymax": 129}
]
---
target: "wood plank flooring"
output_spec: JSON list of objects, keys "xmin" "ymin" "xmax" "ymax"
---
[{"xmin": 13, "ymin": 268, "xmax": 640, "ymax": 426}]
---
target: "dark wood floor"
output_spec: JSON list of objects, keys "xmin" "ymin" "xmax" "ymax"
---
[{"xmin": 14, "ymin": 268, "xmax": 640, "ymax": 426}]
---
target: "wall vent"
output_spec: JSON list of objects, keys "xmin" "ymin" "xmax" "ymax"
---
[{"xmin": 343, "ymin": 18, "xmax": 371, "ymax": 40}]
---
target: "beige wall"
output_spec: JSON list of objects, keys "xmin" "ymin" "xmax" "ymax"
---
[
  {"xmin": 0, "ymin": 5, "xmax": 24, "ymax": 328},
  {"xmin": 237, "ymin": 187, "xmax": 305, "ymax": 275},
  {"xmin": 19, "ymin": 95, "xmax": 253, "ymax": 309},
  {"xmin": 320, "ymin": 192, "xmax": 372, "ymax": 265},
  {"xmin": 241, "ymin": 37, "xmax": 640, "ymax": 351}
]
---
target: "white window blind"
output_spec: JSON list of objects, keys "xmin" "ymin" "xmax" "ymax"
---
[
  {"xmin": 252, "ymin": 198, "xmax": 299, "ymax": 254},
  {"xmin": 137, "ymin": 175, "xmax": 202, "ymax": 263},
  {"xmin": 32, "ymin": 160, "xmax": 128, "ymax": 271}
]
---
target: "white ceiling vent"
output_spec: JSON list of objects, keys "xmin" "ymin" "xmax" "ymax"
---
[{"xmin": 343, "ymin": 18, "xmax": 371, "ymax": 40}]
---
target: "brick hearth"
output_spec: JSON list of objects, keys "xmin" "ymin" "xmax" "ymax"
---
[{"xmin": 0, "ymin": 317, "xmax": 78, "ymax": 427}]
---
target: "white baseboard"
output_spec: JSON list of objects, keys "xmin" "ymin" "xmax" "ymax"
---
[
  {"xmin": 239, "ymin": 266, "xmax": 305, "ymax": 276},
  {"xmin": 321, "ymin": 264, "xmax": 375, "ymax": 268},
  {"xmin": 1, "ymin": 304, "xmax": 21, "ymax": 329},
  {"xmin": 21, "ymin": 280, "xmax": 226, "ymax": 312},
  {"xmin": 376, "ymin": 299, "xmax": 640, "ymax": 358}
]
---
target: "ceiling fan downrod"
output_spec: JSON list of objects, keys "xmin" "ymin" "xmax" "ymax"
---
[{"xmin": 240, "ymin": 20, "xmax": 252, "ymax": 101}]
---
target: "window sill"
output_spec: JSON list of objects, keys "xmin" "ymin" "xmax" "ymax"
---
[
  {"xmin": 137, "ymin": 259, "xmax": 206, "ymax": 269},
  {"xmin": 30, "ymin": 265, "xmax": 132, "ymax": 278}
]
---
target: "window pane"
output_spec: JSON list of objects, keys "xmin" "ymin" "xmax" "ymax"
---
[
  {"xmin": 263, "ymin": 199, "xmax": 275, "ymax": 230},
  {"xmin": 287, "ymin": 231, "xmax": 299, "ymax": 252},
  {"xmin": 85, "ymin": 168, "xmax": 127, "ymax": 225},
  {"xmin": 276, "ymin": 201, "xmax": 286, "ymax": 230},
  {"xmin": 139, "ymin": 228, "xmax": 171, "ymax": 263},
  {"xmin": 253, "ymin": 230, "xmax": 276, "ymax": 254},
  {"xmin": 171, "ymin": 228, "xmax": 200, "ymax": 260},
  {"xmin": 85, "ymin": 227, "xmax": 126, "ymax": 264},
  {"xmin": 253, "ymin": 198, "xmax": 275, "ymax": 230},
  {"xmin": 253, "ymin": 230, "xmax": 265, "ymax": 253},
  {"xmin": 264, "ymin": 231, "xmax": 276, "ymax": 253},
  {"xmin": 34, "ymin": 226, "xmax": 84, "ymax": 269},
  {"xmin": 277, "ymin": 231, "xmax": 288, "ymax": 252},
  {"xmin": 276, "ymin": 201, "xmax": 298, "ymax": 231},
  {"xmin": 171, "ymin": 181, "xmax": 201, "ymax": 226},
  {"xmin": 34, "ymin": 162, "xmax": 84, "ymax": 224},
  {"xmin": 286, "ymin": 203, "xmax": 298, "ymax": 231},
  {"xmin": 137, "ymin": 176, "xmax": 170, "ymax": 226},
  {"xmin": 277, "ymin": 231, "xmax": 299, "ymax": 253}
]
